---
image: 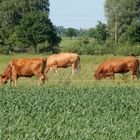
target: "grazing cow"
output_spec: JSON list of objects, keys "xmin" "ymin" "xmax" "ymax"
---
[
  {"xmin": 0, "ymin": 58, "xmax": 47, "ymax": 86},
  {"xmin": 45, "ymin": 53, "xmax": 80, "ymax": 75},
  {"xmin": 93, "ymin": 56, "xmax": 139, "ymax": 80}
]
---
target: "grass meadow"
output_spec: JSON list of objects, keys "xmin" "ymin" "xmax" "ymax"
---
[
  {"xmin": 0, "ymin": 53, "xmax": 140, "ymax": 87},
  {"xmin": 0, "ymin": 54, "xmax": 140, "ymax": 139}
]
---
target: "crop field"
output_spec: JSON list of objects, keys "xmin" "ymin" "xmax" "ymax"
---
[
  {"xmin": 0, "ymin": 54, "xmax": 140, "ymax": 139},
  {"xmin": 1, "ymin": 86, "xmax": 140, "ymax": 139}
]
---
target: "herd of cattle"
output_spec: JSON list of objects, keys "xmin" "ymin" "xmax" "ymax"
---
[{"xmin": 0, "ymin": 52, "xmax": 139, "ymax": 86}]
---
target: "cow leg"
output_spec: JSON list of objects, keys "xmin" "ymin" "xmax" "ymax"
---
[
  {"xmin": 109, "ymin": 74, "xmax": 115, "ymax": 80},
  {"xmin": 130, "ymin": 73, "xmax": 135, "ymax": 82},
  {"xmin": 54, "ymin": 69, "xmax": 58, "ymax": 76},
  {"xmin": 136, "ymin": 67, "xmax": 139, "ymax": 80},
  {"xmin": 12, "ymin": 79, "xmax": 17, "ymax": 86},
  {"xmin": 11, "ymin": 66, "xmax": 17, "ymax": 86},
  {"xmin": 109, "ymin": 72, "xmax": 115, "ymax": 80},
  {"xmin": 131, "ymin": 73, "xmax": 136, "ymax": 80},
  {"xmin": 52, "ymin": 65, "xmax": 58, "ymax": 76},
  {"xmin": 136, "ymin": 70, "xmax": 140, "ymax": 80},
  {"xmin": 129, "ymin": 68, "xmax": 137, "ymax": 80},
  {"xmin": 45, "ymin": 67, "xmax": 49, "ymax": 74},
  {"xmin": 108, "ymin": 67, "xmax": 115, "ymax": 80},
  {"xmin": 34, "ymin": 69, "xmax": 46, "ymax": 86},
  {"xmin": 38, "ymin": 74, "xmax": 46, "ymax": 86},
  {"xmin": 72, "ymin": 63, "xmax": 77, "ymax": 75},
  {"xmin": 45, "ymin": 67, "xmax": 58, "ymax": 76},
  {"xmin": 105, "ymin": 73, "xmax": 114, "ymax": 79},
  {"xmin": 44, "ymin": 68, "xmax": 49, "ymax": 82},
  {"xmin": 74, "ymin": 60, "xmax": 80, "ymax": 74}
]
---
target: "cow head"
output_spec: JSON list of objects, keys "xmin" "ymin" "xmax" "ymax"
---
[
  {"xmin": 93, "ymin": 72, "xmax": 98, "ymax": 80},
  {"xmin": 0, "ymin": 74, "xmax": 7, "ymax": 85},
  {"xmin": 93, "ymin": 71, "xmax": 101, "ymax": 80},
  {"xmin": 93, "ymin": 71, "xmax": 105, "ymax": 80}
]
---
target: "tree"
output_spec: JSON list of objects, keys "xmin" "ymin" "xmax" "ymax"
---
[
  {"xmin": 15, "ymin": 12, "xmax": 61, "ymax": 52},
  {"xmin": 95, "ymin": 21, "xmax": 108, "ymax": 42},
  {"xmin": 105, "ymin": 0, "xmax": 140, "ymax": 44},
  {"xmin": 0, "ymin": 0, "xmax": 60, "ymax": 53},
  {"xmin": 86, "ymin": 28, "xmax": 96, "ymax": 38},
  {"xmin": 85, "ymin": 21, "xmax": 108, "ymax": 43},
  {"xmin": 55, "ymin": 26, "xmax": 65, "ymax": 36},
  {"xmin": 126, "ymin": 21, "xmax": 140, "ymax": 44},
  {"xmin": 64, "ymin": 28, "xmax": 78, "ymax": 38}
]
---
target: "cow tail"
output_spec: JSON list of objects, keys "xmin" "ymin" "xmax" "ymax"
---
[
  {"xmin": 77, "ymin": 56, "xmax": 81, "ymax": 73},
  {"xmin": 137, "ymin": 60, "xmax": 140, "ymax": 79},
  {"xmin": 10, "ymin": 61, "xmax": 12, "ymax": 86}
]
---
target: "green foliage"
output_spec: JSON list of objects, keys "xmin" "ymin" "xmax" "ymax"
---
[
  {"xmin": 36, "ymin": 41, "xmax": 50, "ymax": 53},
  {"xmin": 95, "ymin": 21, "xmax": 108, "ymax": 42},
  {"xmin": 55, "ymin": 26, "xmax": 65, "ymax": 36},
  {"xmin": 0, "ymin": 45, "xmax": 10, "ymax": 55},
  {"xmin": 0, "ymin": 0, "xmax": 60, "ymax": 53},
  {"xmin": 60, "ymin": 37, "xmax": 140, "ymax": 55},
  {"xmin": 64, "ymin": 28, "xmax": 78, "ymax": 38},
  {"xmin": 60, "ymin": 38, "xmax": 99, "ymax": 55},
  {"xmin": 36, "ymin": 41, "xmax": 60, "ymax": 53},
  {"xmin": 56, "ymin": 21, "xmax": 108, "ymax": 43},
  {"xmin": 105, "ymin": 0, "xmax": 140, "ymax": 44},
  {"xmin": 0, "ymin": 86, "xmax": 140, "ymax": 139},
  {"xmin": 86, "ymin": 21, "xmax": 108, "ymax": 43},
  {"xmin": 15, "ymin": 12, "xmax": 60, "ymax": 52},
  {"xmin": 116, "ymin": 44, "xmax": 140, "ymax": 56},
  {"xmin": 126, "ymin": 21, "xmax": 140, "ymax": 44}
]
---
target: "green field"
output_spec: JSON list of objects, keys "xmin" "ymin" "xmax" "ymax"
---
[
  {"xmin": 0, "ymin": 54, "xmax": 140, "ymax": 139},
  {"xmin": 1, "ymin": 86, "xmax": 140, "ymax": 139}
]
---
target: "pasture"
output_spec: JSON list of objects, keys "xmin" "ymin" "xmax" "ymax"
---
[
  {"xmin": 0, "ymin": 54, "xmax": 140, "ymax": 87},
  {"xmin": 0, "ymin": 54, "xmax": 140, "ymax": 139}
]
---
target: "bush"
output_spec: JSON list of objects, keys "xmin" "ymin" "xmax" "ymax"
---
[
  {"xmin": 116, "ymin": 44, "xmax": 140, "ymax": 56},
  {"xmin": 60, "ymin": 38, "xmax": 99, "ymax": 55},
  {"xmin": 37, "ymin": 41, "xmax": 50, "ymax": 53},
  {"xmin": 103, "ymin": 40, "xmax": 117, "ymax": 54},
  {"xmin": 0, "ymin": 45, "xmax": 10, "ymax": 55},
  {"xmin": 37, "ymin": 41, "xmax": 60, "ymax": 53}
]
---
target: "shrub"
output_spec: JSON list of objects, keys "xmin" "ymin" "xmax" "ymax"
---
[
  {"xmin": 37, "ymin": 41, "xmax": 50, "ymax": 53},
  {"xmin": 59, "ymin": 38, "xmax": 140, "ymax": 56},
  {"xmin": 60, "ymin": 38, "xmax": 99, "ymax": 55},
  {"xmin": 116, "ymin": 44, "xmax": 140, "ymax": 56},
  {"xmin": 0, "ymin": 45, "xmax": 10, "ymax": 55}
]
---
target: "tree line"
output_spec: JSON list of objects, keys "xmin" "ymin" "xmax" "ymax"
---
[
  {"xmin": 105, "ymin": 0, "xmax": 140, "ymax": 44},
  {"xmin": 0, "ymin": 0, "xmax": 140, "ymax": 54},
  {"xmin": 56, "ymin": 21, "xmax": 108, "ymax": 43},
  {"xmin": 57, "ymin": 0, "xmax": 140, "ymax": 45}
]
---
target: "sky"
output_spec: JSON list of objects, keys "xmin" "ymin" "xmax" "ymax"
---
[{"xmin": 49, "ymin": 0, "xmax": 106, "ymax": 29}]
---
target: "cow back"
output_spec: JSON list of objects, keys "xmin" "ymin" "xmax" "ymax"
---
[
  {"xmin": 47, "ymin": 53, "xmax": 79, "ymax": 68},
  {"xmin": 12, "ymin": 58, "xmax": 47, "ymax": 77}
]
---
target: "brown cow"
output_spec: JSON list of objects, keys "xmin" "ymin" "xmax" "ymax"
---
[
  {"xmin": 93, "ymin": 56, "xmax": 139, "ymax": 80},
  {"xmin": 0, "ymin": 58, "xmax": 47, "ymax": 86},
  {"xmin": 45, "ymin": 53, "xmax": 80, "ymax": 75}
]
